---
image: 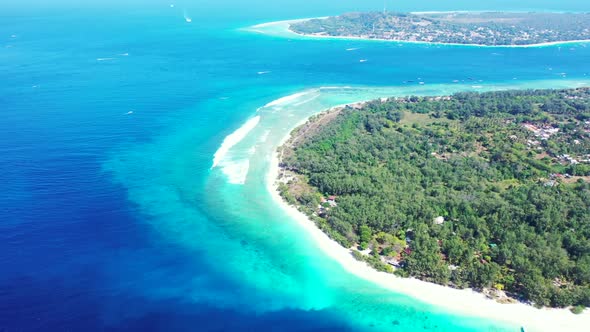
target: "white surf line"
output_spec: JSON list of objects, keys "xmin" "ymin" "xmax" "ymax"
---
[
  {"xmin": 212, "ymin": 116, "xmax": 261, "ymax": 169},
  {"xmin": 264, "ymin": 90, "xmax": 317, "ymax": 108}
]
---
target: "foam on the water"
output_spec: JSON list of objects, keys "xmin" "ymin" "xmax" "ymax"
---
[
  {"xmin": 264, "ymin": 90, "xmax": 315, "ymax": 108},
  {"xmin": 212, "ymin": 115, "xmax": 262, "ymax": 185},
  {"xmin": 259, "ymin": 130, "xmax": 270, "ymax": 143},
  {"xmin": 221, "ymin": 159, "xmax": 251, "ymax": 185},
  {"xmin": 293, "ymin": 93, "xmax": 320, "ymax": 107},
  {"xmin": 212, "ymin": 115, "xmax": 260, "ymax": 169},
  {"xmin": 213, "ymin": 90, "xmax": 325, "ymax": 185}
]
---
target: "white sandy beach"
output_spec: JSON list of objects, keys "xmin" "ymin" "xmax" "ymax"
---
[
  {"xmin": 265, "ymin": 104, "xmax": 590, "ymax": 332},
  {"xmin": 250, "ymin": 18, "xmax": 590, "ymax": 49}
]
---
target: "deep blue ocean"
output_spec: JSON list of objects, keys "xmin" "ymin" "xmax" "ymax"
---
[{"xmin": 1, "ymin": 1, "xmax": 590, "ymax": 331}]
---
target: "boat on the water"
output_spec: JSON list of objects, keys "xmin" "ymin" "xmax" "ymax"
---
[{"xmin": 183, "ymin": 10, "xmax": 192, "ymax": 23}]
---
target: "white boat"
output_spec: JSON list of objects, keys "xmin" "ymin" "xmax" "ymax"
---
[{"xmin": 184, "ymin": 10, "xmax": 192, "ymax": 23}]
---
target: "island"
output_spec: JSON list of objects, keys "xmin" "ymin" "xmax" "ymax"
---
[
  {"xmin": 276, "ymin": 88, "xmax": 590, "ymax": 311},
  {"xmin": 289, "ymin": 12, "xmax": 590, "ymax": 46}
]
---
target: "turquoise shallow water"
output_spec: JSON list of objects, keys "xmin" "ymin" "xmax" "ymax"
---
[
  {"xmin": 107, "ymin": 82, "xmax": 589, "ymax": 332},
  {"xmin": 208, "ymin": 82, "xmax": 590, "ymax": 329},
  {"xmin": 1, "ymin": 1, "xmax": 590, "ymax": 331}
]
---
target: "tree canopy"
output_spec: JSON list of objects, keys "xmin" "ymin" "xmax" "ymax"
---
[
  {"xmin": 291, "ymin": 12, "xmax": 590, "ymax": 46},
  {"xmin": 279, "ymin": 88, "xmax": 590, "ymax": 308}
]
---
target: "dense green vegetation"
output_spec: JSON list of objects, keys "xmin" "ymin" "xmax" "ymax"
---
[
  {"xmin": 290, "ymin": 12, "xmax": 590, "ymax": 46},
  {"xmin": 279, "ymin": 88, "xmax": 590, "ymax": 308}
]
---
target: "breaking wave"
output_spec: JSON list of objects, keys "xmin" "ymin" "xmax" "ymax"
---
[{"xmin": 212, "ymin": 115, "xmax": 260, "ymax": 169}]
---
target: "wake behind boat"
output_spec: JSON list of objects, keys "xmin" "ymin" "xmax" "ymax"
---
[{"xmin": 183, "ymin": 10, "xmax": 192, "ymax": 23}]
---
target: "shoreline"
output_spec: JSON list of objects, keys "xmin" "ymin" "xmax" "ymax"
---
[
  {"xmin": 250, "ymin": 18, "xmax": 590, "ymax": 48},
  {"xmin": 265, "ymin": 99, "xmax": 590, "ymax": 332}
]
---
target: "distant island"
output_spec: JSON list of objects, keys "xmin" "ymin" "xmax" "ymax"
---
[
  {"xmin": 277, "ymin": 88, "xmax": 590, "ymax": 311},
  {"xmin": 290, "ymin": 12, "xmax": 590, "ymax": 46}
]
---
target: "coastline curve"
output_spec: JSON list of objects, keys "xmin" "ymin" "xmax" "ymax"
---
[{"xmin": 246, "ymin": 18, "xmax": 590, "ymax": 49}]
